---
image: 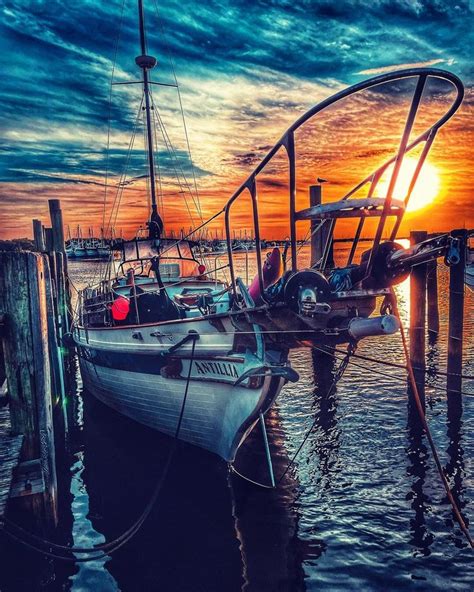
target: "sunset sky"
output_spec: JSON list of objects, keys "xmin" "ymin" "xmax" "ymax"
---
[{"xmin": 1, "ymin": 0, "xmax": 473, "ymax": 240}]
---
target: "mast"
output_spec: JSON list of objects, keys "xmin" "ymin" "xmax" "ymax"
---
[{"xmin": 136, "ymin": 0, "xmax": 163, "ymax": 239}]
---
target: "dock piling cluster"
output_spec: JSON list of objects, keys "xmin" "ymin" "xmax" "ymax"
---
[
  {"xmin": 0, "ymin": 200, "xmax": 73, "ymax": 529},
  {"xmin": 408, "ymin": 228, "xmax": 468, "ymax": 424}
]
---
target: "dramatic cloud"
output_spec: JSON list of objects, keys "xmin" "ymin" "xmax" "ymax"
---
[{"xmin": 0, "ymin": 0, "xmax": 472, "ymax": 238}]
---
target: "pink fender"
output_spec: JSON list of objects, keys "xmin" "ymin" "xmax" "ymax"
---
[{"xmin": 248, "ymin": 247, "xmax": 283, "ymax": 302}]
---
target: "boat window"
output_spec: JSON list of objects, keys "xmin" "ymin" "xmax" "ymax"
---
[
  {"xmin": 121, "ymin": 238, "xmax": 201, "ymax": 278},
  {"xmin": 136, "ymin": 239, "xmax": 163, "ymax": 260},
  {"xmin": 122, "ymin": 239, "xmax": 196, "ymax": 261},
  {"xmin": 123, "ymin": 240, "xmax": 140, "ymax": 262}
]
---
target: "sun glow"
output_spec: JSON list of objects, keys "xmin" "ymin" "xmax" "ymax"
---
[{"xmin": 376, "ymin": 158, "xmax": 440, "ymax": 213}]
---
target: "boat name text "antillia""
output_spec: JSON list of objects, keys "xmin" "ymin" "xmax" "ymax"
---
[{"xmin": 195, "ymin": 361, "xmax": 239, "ymax": 378}]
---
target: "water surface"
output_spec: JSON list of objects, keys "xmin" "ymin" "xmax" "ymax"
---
[{"xmin": 1, "ymin": 247, "xmax": 473, "ymax": 591}]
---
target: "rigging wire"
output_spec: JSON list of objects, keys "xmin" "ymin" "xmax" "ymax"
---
[
  {"xmin": 107, "ymin": 96, "xmax": 145, "ymax": 235},
  {"xmin": 151, "ymin": 0, "xmax": 203, "ymax": 220},
  {"xmin": 102, "ymin": 0, "xmax": 127, "ymax": 231},
  {"xmin": 328, "ymin": 344, "xmax": 474, "ymax": 382},
  {"xmin": 149, "ymin": 94, "xmax": 196, "ymax": 228},
  {"xmin": 98, "ymin": 0, "xmax": 127, "ymax": 284},
  {"xmin": 151, "ymin": 104, "xmax": 165, "ymax": 223},
  {"xmin": 149, "ymin": 90, "xmax": 201, "ymax": 226},
  {"xmin": 390, "ymin": 289, "xmax": 474, "ymax": 549},
  {"xmin": 310, "ymin": 343, "xmax": 474, "ymax": 398}
]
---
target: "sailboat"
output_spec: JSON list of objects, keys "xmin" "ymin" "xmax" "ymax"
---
[{"xmin": 73, "ymin": 0, "xmax": 464, "ymax": 463}]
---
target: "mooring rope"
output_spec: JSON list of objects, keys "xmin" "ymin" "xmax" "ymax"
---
[
  {"xmin": 277, "ymin": 342, "xmax": 355, "ymax": 484},
  {"xmin": 229, "ymin": 464, "xmax": 274, "ymax": 489},
  {"xmin": 390, "ymin": 289, "xmax": 474, "ymax": 549},
  {"xmin": 310, "ymin": 344, "xmax": 474, "ymax": 399},
  {"xmin": 229, "ymin": 344, "xmax": 354, "ymax": 489},
  {"xmin": 328, "ymin": 345, "xmax": 474, "ymax": 382},
  {"xmin": 1, "ymin": 335, "xmax": 199, "ymax": 561}
]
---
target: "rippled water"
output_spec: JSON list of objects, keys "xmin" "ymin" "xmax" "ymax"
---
[{"xmin": 1, "ymin": 246, "xmax": 473, "ymax": 591}]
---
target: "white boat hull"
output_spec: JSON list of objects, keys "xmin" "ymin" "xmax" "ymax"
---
[
  {"xmin": 79, "ymin": 358, "xmax": 281, "ymax": 461},
  {"xmin": 75, "ymin": 320, "xmax": 286, "ymax": 461}
]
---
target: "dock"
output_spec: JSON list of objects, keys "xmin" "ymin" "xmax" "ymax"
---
[{"xmin": 0, "ymin": 199, "xmax": 73, "ymax": 529}]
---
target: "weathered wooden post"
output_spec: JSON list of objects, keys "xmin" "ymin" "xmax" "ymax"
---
[
  {"xmin": 426, "ymin": 259, "xmax": 439, "ymax": 336},
  {"xmin": 32, "ymin": 219, "xmax": 46, "ymax": 252},
  {"xmin": 409, "ymin": 230, "xmax": 427, "ymax": 413},
  {"xmin": 447, "ymin": 228, "xmax": 467, "ymax": 405},
  {"xmin": 44, "ymin": 227, "xmax": 54, "ymax": 252},
  {"xmin": 0, "ymin": 251, "xmax": 58, "ymax": 527},
  {"xmin": 47, "ymin": 199, "xmax": 73, "ymax": 365},
  {"xmin": 48, "ymin": 199, "xmax": 67, "ymax": 259},
  {"xmin": 44, "ymin": 257, "xmax": 68, "ymax": 450},
  {"xmin": 309, "ymin": 184, "xmax": 333, "ymax": 268}
]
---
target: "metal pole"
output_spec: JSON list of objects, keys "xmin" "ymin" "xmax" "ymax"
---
[
  {"xmin": 137, "ymin": 0, "xmax": 161, "ymax": 237},
  {"xmin": 259, "ymin": 412, "xmax": 275, "ymax": 488}
]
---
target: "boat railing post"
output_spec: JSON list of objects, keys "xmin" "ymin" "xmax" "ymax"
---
[
  {"xmin": 285, "ymin": 132, "xmax": 298, "ymax": 271},
  {"xmin": 250, "ymin": 179, "xmax": 265, "ymax": 300},
  {"xmin": 245, "ymin": 247, "xmax": 249, "ymax": 286},
  {"xmin": 309, "ymin": 184, "xmax": 333, "ymax": 268}
]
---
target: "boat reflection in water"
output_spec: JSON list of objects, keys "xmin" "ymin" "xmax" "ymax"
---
[{"xmin": 79, "ymin": 389, "xmax": 306, "ymax": 591}]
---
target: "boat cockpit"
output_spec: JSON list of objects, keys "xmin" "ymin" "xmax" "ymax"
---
[{"xmin": 81, "ymin": 238, "xmax": 231, "ymax": 327}]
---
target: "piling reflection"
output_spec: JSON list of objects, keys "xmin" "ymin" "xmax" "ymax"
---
[
  {"xmin": 80, "ymin": 392, "xmax": 243, "ymax": 592},
  {"xmin": 405, "ymin": 426, "xmax": 433, "ymax": 555},
  {"xmin": 309, "ymin": 347, "xmax": 341, "ymax": 492},
  {"xmin": 446, "ymin": 395, "xmax": 467, "ymax": 547}
]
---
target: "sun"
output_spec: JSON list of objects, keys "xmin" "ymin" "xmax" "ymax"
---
[{"xmin": 376, "ymin": 157, "xmax": 440, "ymax": 213}]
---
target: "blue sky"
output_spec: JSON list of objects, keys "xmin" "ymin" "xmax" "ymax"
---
[{"xmin": 0, "ymin": 0, "xmax": 472, "ymax": 237}]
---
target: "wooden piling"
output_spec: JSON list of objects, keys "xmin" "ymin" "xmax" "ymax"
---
[
  {"xmin": 409, "ymin": 230, "xmax": 427, "ymax": 413},
  {"xmin": 44, "ymin": 227, "xmax": 54, "ymax": 252},
  {"xmin": 48, "ymin": 199, "xmax": 67, "ymax": 260},
  {"xmin": 0, "ymin": 251, "xmax": 58, "ymax": 527},
  {"xmin": 32, "ymin": 219, "xmax": 46, "ymax": 252},
  {"xmin": 44, "ymin": 257, "xmax": 68, "ymax": 450},
  {"xmin": 426, "ymin": 260, "xmax": 439, "ymax": 336},
  {"xmin": 447, "ymin": 228, "xmax": 467, "ymax": 402},
  {"xmin": 309, "ymin": 184, "xmax": 333, "ymax": 268}
]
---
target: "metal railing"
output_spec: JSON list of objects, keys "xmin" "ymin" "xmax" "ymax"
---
[{"xmin": 223, "ymin": 68, "xmax": 463, "ymax": 296}]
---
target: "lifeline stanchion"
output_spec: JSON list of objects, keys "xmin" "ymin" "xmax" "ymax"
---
[{"xmin": 391, "ymin": 288, "xmax": 474, "ymax": 549}]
